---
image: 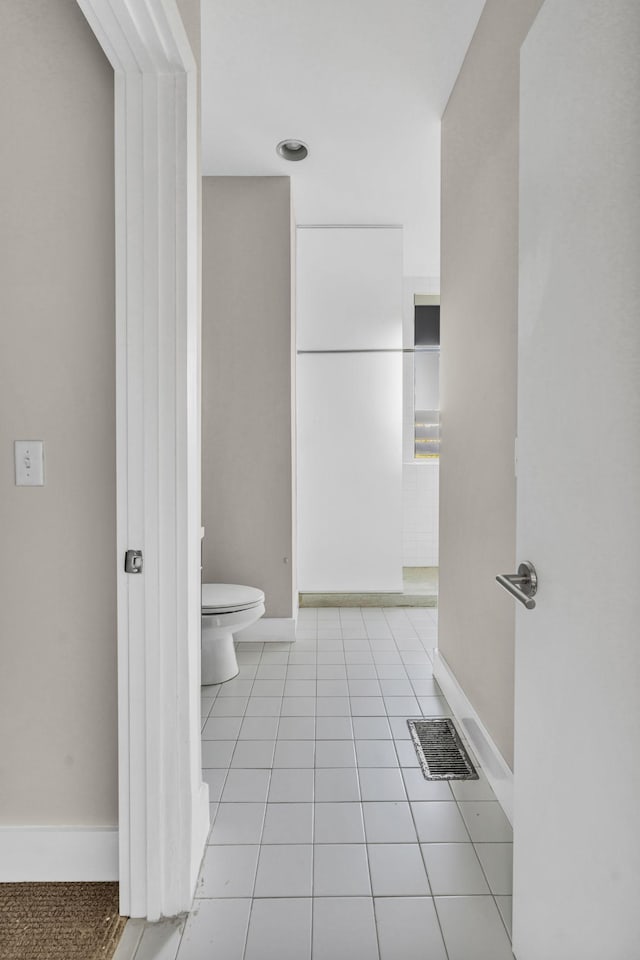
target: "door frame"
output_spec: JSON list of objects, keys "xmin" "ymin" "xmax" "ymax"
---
[{"xmin": 76, "ymin": 0, "xmax": 208, "ymax": 920}]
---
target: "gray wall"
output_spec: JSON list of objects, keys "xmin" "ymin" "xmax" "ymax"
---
[
  {"xmin": 0, "ymin": 0, "xmax": 117, "ymax": 824},
  {"xmin": 439, "ymin": 0, "xmax": 544, "ymax": 769},
  {"xmin": 202, "ymin": 177, "xmax": 295, "ymax": 618}
]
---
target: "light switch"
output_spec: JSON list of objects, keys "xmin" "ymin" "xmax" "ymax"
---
[{"xmin": 15, "ymin": 440, "xmax": 44, "ymax": 486}]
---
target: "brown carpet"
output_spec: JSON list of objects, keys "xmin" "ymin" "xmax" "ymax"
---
[{"xmin": 0, "ymin": 883, "xmax": 127, "ymax": 960}]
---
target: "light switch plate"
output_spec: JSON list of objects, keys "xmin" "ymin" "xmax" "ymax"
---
[{"xmin": 15, "ymin": 440, "xmax": 44, "ymax": 486}]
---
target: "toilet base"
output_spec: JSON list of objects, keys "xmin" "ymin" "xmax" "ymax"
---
[
  {"xmin": 201, "ymin": 601, "xmax": 265, "ymax": 686},
  {"xmin": 202, "ymin": 629, "xmax": 239, "ymax": 685}
]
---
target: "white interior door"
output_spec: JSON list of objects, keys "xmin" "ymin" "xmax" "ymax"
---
[{"xmin": 512, "ymin": 3, "xmax": 640, "ymax": 957}]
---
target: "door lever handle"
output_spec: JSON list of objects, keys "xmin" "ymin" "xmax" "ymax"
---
[{"xmin": 496, "ymin": 561, "xmax": 537, "ymax": 609}]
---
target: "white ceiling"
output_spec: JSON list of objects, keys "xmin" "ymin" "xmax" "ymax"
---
[{"xmin": 201, "ymin": 0, "xmax": 485, "ymax": 276}]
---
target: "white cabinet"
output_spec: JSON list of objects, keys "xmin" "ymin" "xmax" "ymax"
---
[{"xmin": 296, "ymin": 227, "xmax": 403, "ymax": 593}]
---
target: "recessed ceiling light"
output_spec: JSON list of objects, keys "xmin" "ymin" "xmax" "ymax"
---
[{"xmin": 276, "ymin": 139, "xmax": 309, "ymax": 161}]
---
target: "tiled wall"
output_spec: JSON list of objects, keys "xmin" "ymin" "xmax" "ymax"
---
[{"xmin": 403, "ymin": 461, "xmax": 439, "ymax": 567}]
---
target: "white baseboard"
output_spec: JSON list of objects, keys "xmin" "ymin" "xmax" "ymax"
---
[
  {"xmin": 0, "ymin": 826, "xmax": 118, "ymax": 881},
  {"xmin": 433, "ymin": 650, "xmax": 514, "ymax": 824},
  {"xmin": 238, "ymin": 617, "xmax": 296, "ymax": 642}
]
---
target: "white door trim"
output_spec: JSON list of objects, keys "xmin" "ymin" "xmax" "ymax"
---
[{"xmin": 75, "ymin": 0, "xmax": 208, "ymax": 920}]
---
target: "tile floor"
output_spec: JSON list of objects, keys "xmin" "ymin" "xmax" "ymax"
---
[{"xmin": 134, "ymin": 607, "xmax": 514, "ymax": 960}]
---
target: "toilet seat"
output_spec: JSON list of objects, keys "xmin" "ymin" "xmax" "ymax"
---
[{"xmin": 202, "ymin": 583, "xmax": 265, "ymax": 615}]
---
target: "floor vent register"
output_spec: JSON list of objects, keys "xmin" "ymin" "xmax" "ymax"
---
[{"xmin": 407, "ymin": 718, "xmax": 479, "ymax": 780}]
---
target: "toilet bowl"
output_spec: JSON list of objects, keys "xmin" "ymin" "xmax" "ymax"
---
[{"xmin": 201, "ymin": 583, "xmax": 265, "ymax": 685}]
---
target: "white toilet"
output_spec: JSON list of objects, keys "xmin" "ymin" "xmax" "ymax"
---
[{"xmin": 201, "ymin": 583, "xmax": 265, "ymax": 685}]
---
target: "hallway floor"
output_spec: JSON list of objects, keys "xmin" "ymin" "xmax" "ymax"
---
[{"xmin": 132, "ymin": 607, "xmax": 514, "ymax": 959}]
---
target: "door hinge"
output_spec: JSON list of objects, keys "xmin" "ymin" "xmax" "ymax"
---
[{"xmin": 124, "ymin": 549, "xmax": 143, "ymax": 574}]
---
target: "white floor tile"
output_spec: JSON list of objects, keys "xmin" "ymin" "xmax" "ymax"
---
[
  {"xmin": 315, "ymin": 716, "xmax": 353, "ymax": 740},
  {"xmin": 251, "ymin": 679, "xmax": 285, "ymax": 698},
  {"xmin": 202, "ymin": 717, "xmax": 242, "ymax": 740},
  {"xmin": 314, "ymin": 844, "xmax": 371, "ymax": 896},
  {"xmin": 367, "ymin": 843, "xmax": 430, "ymax": 896},
  {"xmin": 253, "ymin": 844, "xmax": 312, "ymax": 897},
  {"xmin": 450, "ymin": 768, "xmax": 496, "ymax": 801},
  {"xmin": 358, "ymin": 768, "xmax": 407, "ymax": 801},
  {"xmin": 394, "ymin": 741, "xmax": 421, "ymax": 766},
  {"xmin": 388, "ymin": 717, "xmax": 412, "ymax": 739},
  {"xmin": 280, "ymin": 696, "xmax": 316, "ymax": 716},
  {"xmin": 231, "ymin": 740, "xmax": 276, "ymax": 768},
  {"xmin": 375, "ymin": 664, "xmax": 409, "ymax": 679},
  {"xmin": 421, "ymin": 842, "xmax": 489, "ymax": 894},
  {"xmin": 410, "ymin": 801, "xmax": 469, "ymax": 842},
  {"xmin": 178, "ymin": 898, "xmax": 250, "ymax": 960},
  {"xmin": 418, "ymin": 695, "xmax": 450, "ymax": 715},
  {"xmin": 217, "ymin": 679, "xmax": 254, "ymax": 698},
  {"xmin": 210, "ymin": 697, "xmax": 248, "ymax": 717},
  {"xmin": 283, "ymin": 679, "xmax": 316, "ymax": 697},
  {"xmin": 362, "ymin": 801, "xmax": 417, "ymax": 842},
  {"xmin": 405, "ymin": 665, "xmax": 433, "ymax": 679},
  {"xmin": 374, "ymin": 897, "xmax": 447, "ymax": 960},
  {"xmin": 244, "ymin": 898, "xmax": 312, "ymax": 960},
  {"xmin": 317, "ymin": 664, "xmax": 348, "ymax": 679},
  {"xmin": 372, "ymin": 652, "xmax": 402, "ymax": 665},
  {"xmin": 355, "ymin": 740, "xmax": 398, "ymax": 767},
  {"xmin": 315, "ymin": 739, "xmax": 357, "ymax": 767},
  {"xmin": 256, "ymin": 664, "xmax": 287, "ymax": 679},
  {"xmin": 435, "ymin": 896, "xmax": 514, "ymax": 960},
  {"xmin": 267, "ymin": 768, "xmax": 314, "ymax": 803},
  {"xmin": 315, "ymin": 768, "xmax": 361, "ymax": 802},
  {"xmin": 474, "ymin": 843, "xmax": 513, "ymax": 894},
  {"xmin": 260, "ymin": 651, "xmax": 289, "ymax": 664},
  {"xmin": 316, "ymin": 696, "xmax": 350, "ymax": 715},
  {"xmin": 401, "ymin": 768, "xmax": 452, "ymax": 801},
  {"xmin": 352, "ymin": 717, "xmax": 392, "ymax": 740},
  {"xmin": 312, "ymin": 897, "xmax": 379, "ymax": 960},
  {"xmin": 316, "ymin": 679, "xmax": 350, "ymax": 697},
  {"xmin": 192, "ymin": 609, "xmax": 520, "ymax": 960},
  {"xmin": 348, "ymin": 679, "xmax": 382, "ymax": 697},
  {"xmin": 316, "ymin": 636, "xmax": 344, "ymax": 649},
  {"xmin": 384, "ymin": 696, "xmax": 421, "ymax": 716},
  {"xmin": 378, "ymin": 679, "xmax": 414, "ymax": 696},
  {"xmin": 315, "ymin": 802, "xmax": 366, "ymax": 843},
  {"xmin": 201, "ymin": 740, "xmax": 235, "ymax": 768},
  {"xmin": 458, "ymin": 802, "xmax": 513, "ymax": 842},
  {"xmin": 401, "ymin": 652, "xmax": 429, "ymax": 665},
  {"xmin": 261, "ymin": 802, "xmax": 313, "ymax": 844},
  {"xmin": 288, "ymin": 652, "xmax": 316, "ymax": 665},
  {"xmin": 202, "ymin": 769, "xmax": 227, "ymax": 802},
  {"xmin": 346, "ymin": 664, "xmax": 378, "ymax": 679},
  {"xmin": 344, "ymin": 652, "xmax": 374, "ymax": 665},
  {"xmin": 273, "ymin": 739, "xmax": 315, "ymax": 768},
  {"xmin": 395, "ymin": 637, "xmax": 424, "ymax": 651},
  {"xmin": 197, "ymin": 844, "xmax": 259, "ymax": 898},
  {"xmin": 209, "ymin": 803, "xmax": 266, "ymax": 845},
  {"xmin": 350, "ymin": 697, "xmax": 387, "ymax": 716},
  {"xmin": 409, "ymin": 678, "xmax": 441, "ymax": 696},
  {"xmin": 495, "ymin": 895, "xmax": 513, "ymax": 938},
  {"xmin": 221, "ymin": 769, "xmax": 271, "ymax": 803},
  {"xmin": 238, "ymin": 716, "xmax": 279, "ymax": 740},
  {"xmin": 368, "ymin": 637, "xmax": 395, "ymax": 649},
  {"xmin": 245, "ymin": 697, "xmax": 282, "ymax": 717},
  {"xmin": 276, "ymin": 716, "xmax": 315, "ymax": 740},
  {"xmin": 317, "ymin": 651, "xmax": 346, "ymax": 664},
  {"xmin": 286, "ymin": 664, "xmax": 317, "ymax": 679}
]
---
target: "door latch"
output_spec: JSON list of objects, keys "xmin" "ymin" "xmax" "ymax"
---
[
  {"xmin": 496, "ymin": 560, "xmax": 537, "ymax": 609},
  {"xmin": 124, "ymin": 549, "xmax": 144, "ymax": 574}
]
